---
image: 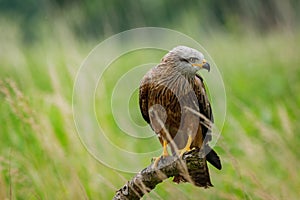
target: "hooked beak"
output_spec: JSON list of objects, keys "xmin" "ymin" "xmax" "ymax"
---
[{"xmin": 192, "ymin": 59, "xmax": 210, "ymax": 72}]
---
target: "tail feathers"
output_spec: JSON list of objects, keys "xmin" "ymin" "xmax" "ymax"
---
[{"xmin": 206, "ymin": 146, "xmax": 222, "ymax": 170}]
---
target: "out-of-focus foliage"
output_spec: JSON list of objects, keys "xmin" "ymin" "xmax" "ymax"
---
[{"xmin": 1, "ymin": 0, "xmax": 299, "ymax": 41}]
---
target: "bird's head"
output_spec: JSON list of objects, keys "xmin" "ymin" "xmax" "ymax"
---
[{"xmin": 162, "ymin": 46, "xmax": 210, "ymax": 75}]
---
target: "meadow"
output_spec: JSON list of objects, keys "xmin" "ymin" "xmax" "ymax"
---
[{"xmin": 0, "ymin": 18, "xmax": 299, "ymax": 199}]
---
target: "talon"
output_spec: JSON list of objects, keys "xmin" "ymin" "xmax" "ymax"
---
[
  {"xmin": 152, "ymin": 156, "xmax": 162, "ymax": 168},
  {"xmin": 151, "ymin": 157, "xmax": 158, "ymax": 163},
  {"xmin": 152, "ymin": 139, "xmax": 169, "ymax": 168},
  {"xmin": 178, "ymin": 135, "xmax": 193, "ymax": 157}
]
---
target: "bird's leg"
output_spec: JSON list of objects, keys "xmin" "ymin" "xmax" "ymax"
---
[
  {"xmin": 162, "ymin": 139, "xmax": 169, "ymax": 157},
  {"xmin": 152, "ymin": 139, "xmax": 169, "ymax": 168},
  {"xmin": 178, "ymin": 134, "xmax": 193, "ymax": 157}
]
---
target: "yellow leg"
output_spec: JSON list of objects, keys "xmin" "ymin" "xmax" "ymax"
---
[
  {"xmin": 178, "ymin": 135, "xmax": 192, "ymax": 157},
  {"xmin": 152, "ymin": 139, "xmax": 169, "ymax": 168},
  {"xmin": 162, "ymin": 139, "xmax": 169, "ymax": 157}
]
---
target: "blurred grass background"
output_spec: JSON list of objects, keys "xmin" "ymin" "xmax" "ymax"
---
[{"xmin": 0, "ymin": 0, "xmax": 300, "ymax": 199}]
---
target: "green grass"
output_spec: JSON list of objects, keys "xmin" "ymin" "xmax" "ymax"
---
[{"xmin": 0, "ymin": 19, "xmax": 299, "ymax": 199}]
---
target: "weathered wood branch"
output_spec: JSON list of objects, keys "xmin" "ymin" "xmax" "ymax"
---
[{"xmin": 113, "ymin": 148, "xmax": 212, "ymax": 200}]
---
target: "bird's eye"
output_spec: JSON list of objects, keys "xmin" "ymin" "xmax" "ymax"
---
[{"xmin": 189, "ymin": 57, "xmax": 197, "ymax": 62}]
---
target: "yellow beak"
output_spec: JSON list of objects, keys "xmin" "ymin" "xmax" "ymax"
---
[{"xmin": 192, "ymin": 59, "xmax": 210, "ymax": 72}]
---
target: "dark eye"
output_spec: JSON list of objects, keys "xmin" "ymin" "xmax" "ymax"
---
[{"xmin": 189, "ymin": 57, "xmax": 197, "ymax": 62}]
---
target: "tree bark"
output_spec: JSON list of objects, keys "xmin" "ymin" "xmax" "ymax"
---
[{"xmin": 113, "ymin": 148, "xmax": 211, "ymax": 200}]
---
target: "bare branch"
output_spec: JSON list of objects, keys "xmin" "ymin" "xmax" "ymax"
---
[{"xmin": 113, "ymin": 148, "xmax": 212, "ymax": 200}]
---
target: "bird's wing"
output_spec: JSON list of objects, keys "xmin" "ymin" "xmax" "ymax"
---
[
  {"xmin": 139, "ymin": 71, "xmax": 151, "ymax": 124},
  {"xmin": 195, "ymin": 73, "xmax": 222, "ymax": 170},
  {"xmin": 194, "ymin": 73, "xmax": 213, "ymax": 141}
]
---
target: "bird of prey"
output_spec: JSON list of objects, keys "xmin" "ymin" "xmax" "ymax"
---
[{"xmin": 139, "ymin": 46, "xmax": 221, "ymax": 187}]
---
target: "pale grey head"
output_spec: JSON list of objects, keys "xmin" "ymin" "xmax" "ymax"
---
[{"xmin": 162, "ymin": 46, "xmax": 210, "ymax": 77}]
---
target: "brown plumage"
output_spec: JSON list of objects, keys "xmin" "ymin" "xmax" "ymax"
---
[{"xmin": 139, "ymin": 46, "xmax": 221, "ymax": 187}]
